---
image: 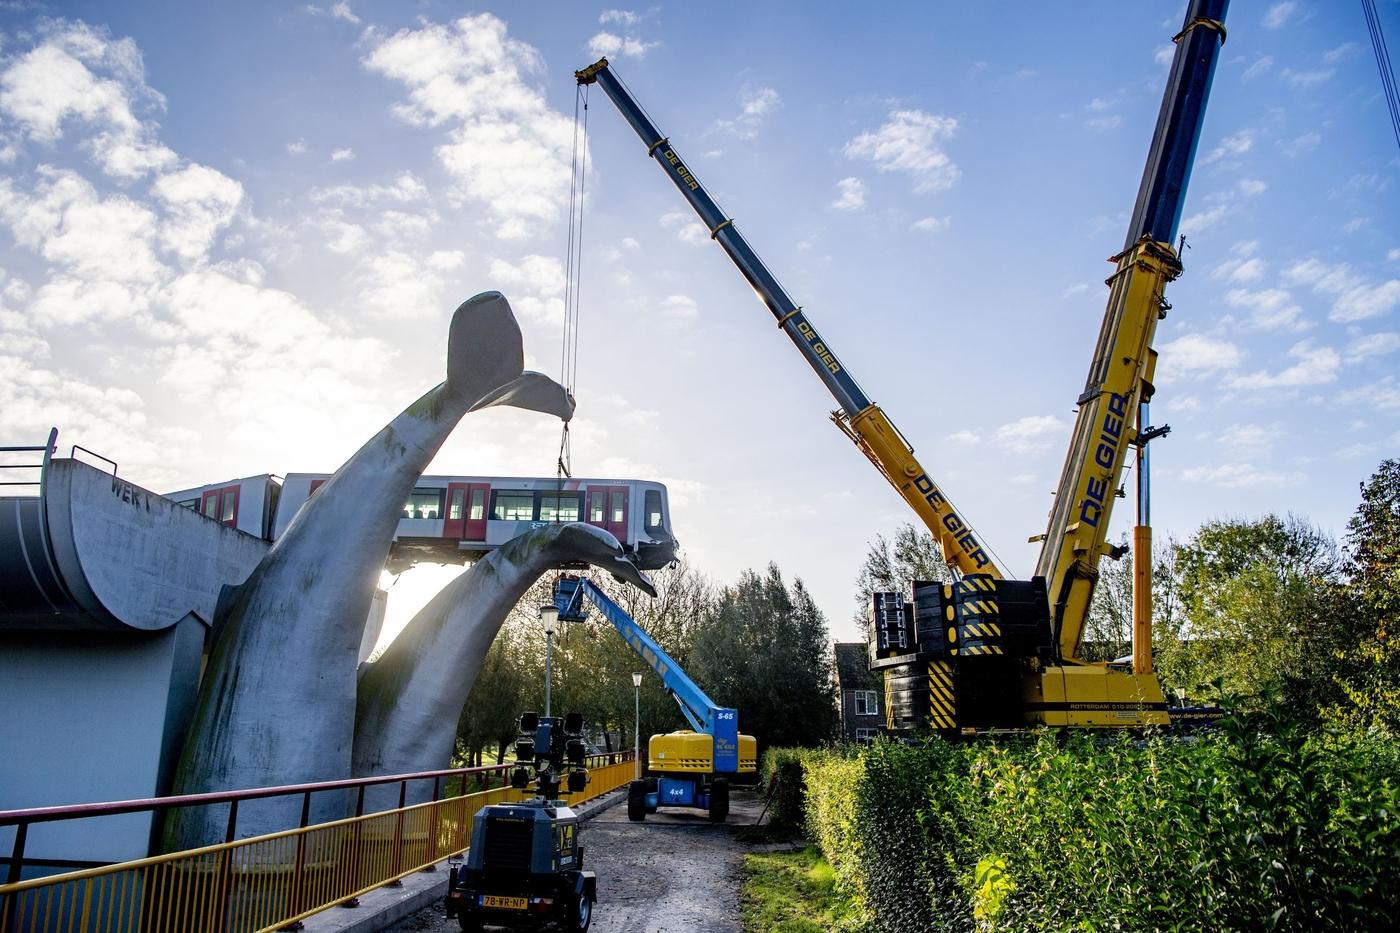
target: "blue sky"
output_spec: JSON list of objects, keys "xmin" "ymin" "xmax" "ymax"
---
[{"xmin": 1, "ymin": 1, "xmax": 1396, "ymax": 642}]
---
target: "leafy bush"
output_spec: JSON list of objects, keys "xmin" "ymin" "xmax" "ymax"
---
[
  {"xmin": 761, "ymin": 747, "xmax": 819, "ymax": 831},
  {"xmin": 801, "ymin": 717, "xmax": 1400, "ymax": 931}
]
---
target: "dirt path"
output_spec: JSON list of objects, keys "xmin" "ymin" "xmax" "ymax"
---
[{"xmin": 384, "ymin": 789, "xmax": 766, "ymax": 933}]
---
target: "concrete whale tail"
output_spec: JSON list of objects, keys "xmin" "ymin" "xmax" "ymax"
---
[
  {"xmin": 470, "ymin": 372, "xmax": 575, "ymax": 422},
  {"xmin": 445, "ymin": 291, "xmax": 574, "ymax": 420}
]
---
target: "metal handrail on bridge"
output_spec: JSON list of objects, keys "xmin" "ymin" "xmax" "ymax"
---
[
  {"xmin": 0, "ymin": 752, "xmax": 635, "ymax": 932},
  {"xmin": 0, "ymin": 428, "xmax": 57, "ymax": 491}
]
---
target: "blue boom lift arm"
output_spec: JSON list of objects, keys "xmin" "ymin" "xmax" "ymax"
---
[{"xmin": 554, "ymin": 576, "xmax": 739, "ymax": 771}]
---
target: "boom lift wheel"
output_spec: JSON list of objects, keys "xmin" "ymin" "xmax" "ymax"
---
[
  {"xmin": 627, "ymin": 779, "xmax": 648, "ymax": 821},
  {"xmin": 708, "ymin": 778, "xmax": 729, "ymax": 823}
]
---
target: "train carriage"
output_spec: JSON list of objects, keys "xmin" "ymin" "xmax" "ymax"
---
[{"xmin": 163, "ymin": 473, "xmax": 678, "ymax": 572}]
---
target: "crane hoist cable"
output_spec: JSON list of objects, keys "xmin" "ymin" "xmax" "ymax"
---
[
  {"xmin": 558, "ymin": 83, "xmax": 591, "ymax": 481},
  {"xmin": 1363, "ymin": 0, "xmax": 1400, "ymax": 152}
]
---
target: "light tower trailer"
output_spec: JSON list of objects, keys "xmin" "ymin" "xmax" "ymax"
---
[{"xmin": 445, "ymin": 712, "xmax": 597, "ymax": 932}]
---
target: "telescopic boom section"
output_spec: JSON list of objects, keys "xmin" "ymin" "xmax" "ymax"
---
[
  {"xmin": 1034, "ymin": 0, "xmax": 1227, "ymax": 660},
  {"xmin": 577, "ymin": 59, "xmax": 1000, "ymax": 578}
]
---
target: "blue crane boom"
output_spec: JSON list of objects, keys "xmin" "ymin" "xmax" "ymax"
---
[{"xmin": 553, "ymin": 576, "xmax": 739, "ymax": 772}]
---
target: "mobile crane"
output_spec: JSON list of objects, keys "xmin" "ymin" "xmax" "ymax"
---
[
  {"xmin": 553, "ymin": 575, "xmax": 757, "ymax": 820},
  {"xmin": 577, "ymin": 0, "xmax": 1228, "ymax": 733}
]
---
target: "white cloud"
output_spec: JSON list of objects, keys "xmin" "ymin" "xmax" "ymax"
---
[
  {"xmin": 844, "ymin": 110, "xmax": 960, "ymax": 193},
  {"xmin": 1283, "ymin": 68, "xmax": 1334, "ymax": 89},
  {"xmin": 317, "ymin": 213, "xmax": 369, "ymax": 254},
  {"xmin": 1282, "ymin": 133, "xmax": 1320, "ymax": 157},
  {"xmin": 1218, "ymin": 423, "xmax": 1276, "ymax": 452},
  {"xmin": 587, "ymin": 32, "xmax": 656, "ymax": 59},
  {"xmin": 713, "ymin": 86, "xmax": 780, "ymax": 139},
  {"xmin": 1202, "ymin": 129, "xmax": 1253, "ymax": 164},
  {"xmin": 1085, "ymin": 115, "xmax": 1120, "ymax": 132},
  {"xmin": 993, "ymin": 415, "xmax": 1066, "ymax": 454},
  {"xmin": 488, "ymin": 254, "xmax": 564, "ymax": 296},
  {"xmin": 356, "ymin": 250, "xmax": 460, "ymax": 320},
  {"xmin": 1213, "ymin": 255, "xmax": 1265, "ymax": 283},
  {"xmin": 1061, "ymin": 282, "xmax": 1092, "ymax": 298},
  {"xmin": 1389, "ymin": 248, "xmax": 1400, "ymax": 262},
  {"xmin": 303, "ymin": 3, "xmax": 361, "ymax": 25},
  {"xmin": 363, "ymin": 14, "xmax": 577, "ymax": 240},
  {"xmin": 1156, "ymin": 333, "xmax": 1243, "ymax": 383},
  {"xmin": 0, "ymin": 24, "xmax": 176, "ymax": 179},
  {"xmin": 599, "ymin": 10, "xmax": 640, "ymax": 26},
  {"xmin": 1324, "ymin": 42, "xmax": 1360, "ymax": 64},
  {"xmin": 911, "ymin": 216, "xmax": 948, "ymax": 233},
  {"xmin": 1181, "ymin": 463, "xmax": 1302, "ymax": 488},
  {"xmin": 1263, "ymin": 2, "xmax": 1298, "ymax": 29},
  {"xmin": 310, "ymin": 172, "xmax": 428, "ymax": 207},
  {"xmin": 945, "ymin": 429, "xmax": 980, "ymax": 445},
  {"xmin": 831, "ymin": 177, "xmax": 865, "ymax": 211},
  {"xmin": 660, "ymin": 294, "xmax": 698, "ymax": 320},
  {"xmin": 1224, "ymin": 340, "xmax": 1340, "ymax": 390},
  {"xmin": 659, "ymin": 210, "xmax": 707, "ymax": 245},
  {"xmin": 150, "ymin": 163, "xmax": 244, "ymax": 263},
  {"xmin": 1339, "ymin": 377, "xmax": 1400, "ymax": 411},
  {"xmin": 1243, "ymin": 56, "xmax": 1273, "ymax": 81},
  {"xmin": 286, "ymin": 139, "xmax": 307, "ymax": 155},
  {"xmin": 1285, "ymin": 258, "xmax": 1400, "ymax": 323},
  {"xmin": 330, "ymin": 147, "xmax": 355, "ymax": 162},
  {"xmin": 1154, "ymin": 45, "xmax": 1175, "ymax": 67},
  {"xmin": 1179, "ymin": 203, "xmax": 1228, "ymax": 236},
  {"xmin": 1345, "ymin": 332, "xmax": 1400, "ymax": 361},
  {"xmin": 1223, "ymin": 286, "xmax": 1308, "ymax": 331},
  {"xmin": 1238, "ymin": 178, "xmax": 1267, "ymax": 196}
]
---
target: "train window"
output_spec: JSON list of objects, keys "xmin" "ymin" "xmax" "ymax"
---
[
  {"xmin": 589, "ymin": 495, "xmax": 604, "ymax": 523},
  {"xmin": 493, "ymin": 492, "xmax": 534, "ymax": 521},
  {"xmin": 448, "ymin": 488, "xmax": 465, "ymax": 521},
  {"xmin": 202, "ymin": 496, "xmax": 218, "ymax": 518},
  {"xmin": 610, "ymin": 490, "xmax": 626, "ymax": 523},
  {"xmin": 469, "ymin": 489, "xmax": 485, "ymax": 521},
  {"xmin": 644, "ymin": 490, "xmax": 663, "ymax": 531},
  {"xmin": 539, "ymin": 493, "xmax": 581, "ymax": 523},
  {"xmin": 220, "ymin": 491, "xmax": 237, "ymax": 523},
  {"xmin": 404, "ymin": 489, "xmax": 443, "ymax": 520}
]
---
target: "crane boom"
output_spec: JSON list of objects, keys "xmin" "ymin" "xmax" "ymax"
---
[
  {"xmin": 577, "ymin": 60, "xmax": 1001, "ymax": 579},
  {"xmin": 1034, "ymin": 0, "xmax": 1228, "ymax": 659}
]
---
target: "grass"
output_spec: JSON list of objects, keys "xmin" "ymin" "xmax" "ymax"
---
[{"xmin": 740, "ymin": 845, "xmax": 857, "ymax": 932}]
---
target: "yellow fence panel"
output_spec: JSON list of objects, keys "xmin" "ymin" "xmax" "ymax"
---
[{"xmin": 0, "ymin": 758, "xmax": 634, "ymax": 933}]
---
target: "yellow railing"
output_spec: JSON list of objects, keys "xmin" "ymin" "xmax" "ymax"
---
[{"xmin": 0, "ymin": 761, "xmax": 633, "ymax": 933}]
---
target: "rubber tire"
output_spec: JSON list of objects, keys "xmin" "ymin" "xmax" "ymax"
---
[
  {"xmin": 569, "ymin": 891, "xmax": 594, "ymax": 932},
  {"xmin": 627, "ymin": 780, "xmax": 647, "ymax": 822},
  {"xmin": 456, "ymin": 912, "xmax": 483, "ymax": 932},
  {"xmin": 708, "ymin": 778, "xmax": 729, "ymax": 823}
]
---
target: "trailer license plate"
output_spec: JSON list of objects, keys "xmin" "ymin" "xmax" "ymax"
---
[{"xmin": 483, "ymin": 895, "xmax": 527, "ymax": 910}]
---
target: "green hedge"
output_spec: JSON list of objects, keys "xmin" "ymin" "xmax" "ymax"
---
[
  {"xmin": 801, "ymin": 712, "xmax": 1400, "ymax": 932},
  {"xmin": 760, "ymin": 747, "xmax": 821, "ymax": 831}
]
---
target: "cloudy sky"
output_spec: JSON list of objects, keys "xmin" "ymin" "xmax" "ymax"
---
[{"xmin": 1, "ymin": 1, "xmax": 1397, "ymax": 643}]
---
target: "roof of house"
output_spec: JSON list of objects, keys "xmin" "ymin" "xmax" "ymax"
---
[{"xmin": 833, "ymin": 642, "xmax": 880, "ymax": 690}]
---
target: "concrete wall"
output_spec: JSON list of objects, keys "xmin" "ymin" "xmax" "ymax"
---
[{"xmin": 0, "ymin": 614, "xmax": 205, "ymax": 874}]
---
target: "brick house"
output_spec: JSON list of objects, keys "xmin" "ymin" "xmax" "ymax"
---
[{"xmin": 833, "ymin": 642, "xmax": 885, "ymax": 742}]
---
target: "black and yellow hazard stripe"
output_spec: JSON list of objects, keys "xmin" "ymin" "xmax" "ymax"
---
[{"xmin": 927, "ymin": 660, "xmax": 956, "ymax": 729}]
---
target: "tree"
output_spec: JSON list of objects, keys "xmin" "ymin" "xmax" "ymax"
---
[
  {"xmin": 689, "ymin": 563, "xmax": 838, "ymax": 751},
  {"xmin": 1154, "ymin": 514, "xmax": 1349, "ymax": 712},
  {"xmin": 1329, "ymin": 459, "xmax": 1400, "ymax": 730},
  {"xmin": 1083, "ymin": 532, "xmax": 1184, "ymax": 664}
]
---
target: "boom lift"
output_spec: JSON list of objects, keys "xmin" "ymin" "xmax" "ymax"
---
[
  {"xmin": 577, "ymin": 0, "xmax": 1228, "ymax": 733},
  {"xmin": 553, "ymin": 575, "xmax": 757, "ymax": 821}
]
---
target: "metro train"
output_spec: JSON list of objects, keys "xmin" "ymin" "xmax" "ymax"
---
[{"xmin": 163, "ymin": 473, "xmax": 679, "ymax": 572}]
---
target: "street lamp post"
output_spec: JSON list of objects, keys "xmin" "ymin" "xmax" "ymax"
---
[
  {"xmin": 541, "ymin": 604, "xmax": 559, "ymax": 718},
  {"xmin": 632, "ymin": 671, "xmax": 643, "ymax": 780}
]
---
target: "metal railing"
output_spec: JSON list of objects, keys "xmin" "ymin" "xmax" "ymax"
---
[
  {"xmin": 0, "ymin": 753, "xmax": 634, "ymax": 932},
  {"xmin": 0, "ymin": 428, "xmax": 57, "ymax": 492}
]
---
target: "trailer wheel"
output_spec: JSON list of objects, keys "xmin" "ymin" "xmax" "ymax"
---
[
  {"xmin": 627, "ymin": 780, "xmax": 647, "ymax": 821},
  {"xmin": 568, "ymin": 889, "xmax": 594, "ymax": 931},
  {"xmin": 708, "ymin": 779, "xmax": 729, "ymax": 823},
  {"xmin": 456, "ymin": 912, "xmax": 482, "ymax": 932}
]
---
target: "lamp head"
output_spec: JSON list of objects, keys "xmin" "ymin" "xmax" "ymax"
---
[
  {"xmin": 632, "ymin": 671, "xmax": 643, "ymax": 688},
  {"xmin": 540, "ymin": 603, "xmax": 559, "ymax": 635}
]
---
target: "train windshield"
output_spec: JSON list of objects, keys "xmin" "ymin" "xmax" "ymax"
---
[{"xmin": 644, "ymin": 490, "xmax": 664, "ymax": 532}]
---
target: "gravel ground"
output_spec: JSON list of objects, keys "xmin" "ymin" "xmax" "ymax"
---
[{"xmin": 384, "ymin": 788, "xmax": 767, "ymax": 933}]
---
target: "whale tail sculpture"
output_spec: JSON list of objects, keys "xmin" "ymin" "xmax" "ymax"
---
[{"xmin": 168, "ymin": 292, "xmax": 574, "ymax": 848}]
